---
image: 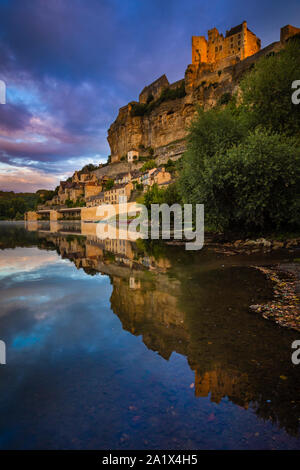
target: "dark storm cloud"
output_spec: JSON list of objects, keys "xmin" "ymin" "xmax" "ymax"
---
[{"xmin": 0, "ymin": 0, "xmax": 299, "ymax": 191}]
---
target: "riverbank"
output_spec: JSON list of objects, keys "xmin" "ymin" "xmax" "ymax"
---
[
  {"xmin": 168, "ymin": 233, "xmax": 300, "ymax": 331},
  {"xmin": 212, "ymin": 237, "xmax": 300, "ymax": 332},
  {"xmin": 249, "ymin": 264, "xmax": 300, "ymax": 332}
]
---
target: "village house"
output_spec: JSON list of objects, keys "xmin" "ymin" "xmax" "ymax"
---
[
  {"xmin": 114, "ymin": 172, "xmax": 132, "ymax": 185},
  {"xmin": 69, "ymin": 183, "xmax": 85, "ymax": 202},
  {"xmin": 46, "ymin": 169, "xmax": 110, "ymax": 207},
  {"xmin": 72, "ymin": 170, "xmax": 98, "ymax": 184},
  {"xmin": 140, "ymin": 167, "xmax": 157, "ymax": 189},
  {"xmin": 138, "ymin": 167, "xmax": 171, "ymax": 191},
  {"xmin": 104, "ymin": 182, "xmax": 133, "ymax": 204},
  {"xmin": 104, "ymin": 239, "xmax": 134, "ymax": 259},
  {"xmin": 86, "ymin": 192, "xmax": 105, "ymax": 207},
  {"xmin": 127, "ymin": 150, "xmax": 139, "ymax": 162},
  {"xmin": 58, "ymin": 181, "xmax": 74, "ymax": 204},
  {"xmin": 84, "ymin": 180, "xmax": 105, "ymax": 199},
  {"xmin": 150, "ymin": 167, "xmax": 172, "ymax": 188},
  {"xmin": 129, "ymin": 277, "xmax": 141, "ymax": 289},
  {"xmin": 129, "ymin": 170, "xmax": 143, "ymax": 187}
]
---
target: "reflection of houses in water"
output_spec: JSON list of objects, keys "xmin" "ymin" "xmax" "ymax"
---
[
  {"xmin": 22, "ymin": 222, "xmax": 300, "ymax": 437},
  {"xmin": 25, "ymin": 224, "xmax": 254, "ymax": 412},
  {"xmin": 194, "ymin": 368, "xmax": 250, "ymax": 408},
  {"xmin": 104, "ymin": 238, "xmax": 134, "ymax": 260},
  {"xmin": 110, "ymin": 274, "xmax": 253, "ymax": 410},
  {"xmin": 25, "ymin": 221, "xmax": 39, "ymax": 232},
  {"xmin": 110, "ymin": 275, "xmax": 189, "ymax": 360},
  {"xmin": 129, "ymin": 277, "xmax": 141, "ymax": 289}
]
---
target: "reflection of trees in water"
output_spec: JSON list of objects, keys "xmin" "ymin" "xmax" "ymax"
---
[
  {"xmin": 111, "ymin": 262, "xmax": 300, "ymax": 438},
  {"xmin": 7, "ymin": 222, "xmax": 300, "ymax": 438},
  {"xmin": 0, "ymin": 223, "xmax": 39, "ymax": 249}
]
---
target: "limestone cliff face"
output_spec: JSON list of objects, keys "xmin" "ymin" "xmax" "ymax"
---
[
  {"xmin": 107, "ymin": 40, "xmax": 282, "ymax": 163},
  {"xmin": 107, "ymin": 97, "xmax": 194, "ymax": 163},
  {"xmin": 107, "ymin": 69, "xmax": 237, "ymax": 162}
]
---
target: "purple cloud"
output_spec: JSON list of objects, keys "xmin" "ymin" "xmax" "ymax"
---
[{"xmin": 0, "ymin": 0, "xmax": 299, "ymax": 191}]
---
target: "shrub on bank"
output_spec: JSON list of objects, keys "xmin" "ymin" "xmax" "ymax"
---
[{"xmin": 197, "ymin": 130, "xmax": 300, "ymax": 231}]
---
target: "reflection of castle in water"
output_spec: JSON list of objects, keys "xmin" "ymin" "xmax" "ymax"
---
[{"xmin": 23, "ymin": 220, "xmax": 300, "ymax": 437}]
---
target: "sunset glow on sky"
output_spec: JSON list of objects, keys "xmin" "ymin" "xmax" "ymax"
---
[{"xmin": 0, "ymin": 0, "xmax": 299, "ymax": 192}]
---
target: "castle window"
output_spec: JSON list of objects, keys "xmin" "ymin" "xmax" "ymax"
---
[
  {"xmin": 215, "ymin": 46, "xmax": 218, "ymax": 52},
  {"xmin": 219, "ymin": 45, "xmax": 222, "ymax": 51},
  {"xmin": 238, "ymin": 40, "xmax": 241, "ymax": 46}
]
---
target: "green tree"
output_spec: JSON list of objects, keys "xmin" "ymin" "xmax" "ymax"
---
[
  {"xmin": 141, "ymin": 160, "xmax": 157, "ymax": 172},
  {"xmin": 80, "ymin": 163, "xmax": 98, "ymax": 172},
  {"xmin": 197, "ymin": 129, "xmax": 300, "ymax": 232},
  {"xmin": 239, "ymin": 39, "xmax": 300, "ymax": 135},
  {"xmin": 104, "ymin": 179, "xmax": 114, "ymax": 190},
  {"xmin": 143, "ymin": 184, "xmax": 165, "ymax": 208},
  {"xmin": 143, "ymin": 182, "xmax": 182, "ymax": 209},
  {"xmin": 178, "ymin": 106, "xmax": 247, "ymax": 204}
]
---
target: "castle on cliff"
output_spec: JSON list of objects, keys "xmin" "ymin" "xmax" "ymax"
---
[
  {"xmin": 192, "ymin": 21, "xmax": 261, "ymax": 69},
  {"xmin": 107, "ymin": 21, "xmax": 300, "ymax": 164}
]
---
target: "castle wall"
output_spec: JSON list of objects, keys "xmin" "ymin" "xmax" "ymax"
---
[
  {"xmin": 92, "ymin": 160, "xmax": 144, "ymax": 180},
  {"xmin": 192, "ymin": 36, "xmax": 207, "ymax": 65},
  {"xmin": 280, "ymin": 24, "xmax": 300, "ymax": 42},
  {"xmin": 139, "ymin": 74, "xmax": 169, "ymax": 104}
]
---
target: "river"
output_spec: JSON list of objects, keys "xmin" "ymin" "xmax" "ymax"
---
[{"xmin": 0, "ymin": 221, "xmax": 299, "ymax": 449}]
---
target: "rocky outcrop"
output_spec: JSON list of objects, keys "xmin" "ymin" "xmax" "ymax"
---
[{"xmin": 107, "ymin": 96, "xmax": 194, "ymax": 162}]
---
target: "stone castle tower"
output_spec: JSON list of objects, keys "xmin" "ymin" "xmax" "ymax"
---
[{"xmin": 192, "ymin": 21, "xmax": 261, "ymax": 70}]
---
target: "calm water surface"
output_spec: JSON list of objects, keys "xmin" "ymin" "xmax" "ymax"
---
[{"xmin": 0, "ymin": 221, "xmax": 299, "ymax": 449}]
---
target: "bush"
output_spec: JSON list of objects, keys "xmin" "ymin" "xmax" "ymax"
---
[
  {"xmin": 186, "ymin": 107, "xmax": 246, "ymax": 161},
  {"xmin": 142, "ymin": 182, "xmax": 182, "ymax": 209},
  {"xmin": 80, "ymin": 163, "xmax": 98, "ymax": 173},
  {"xmin": 130, "ymin": 82, "xmax": 186, "ymax": 117},
  {"xmin": 141, "ymin": 160, "xmax": 156, "ymax": 172},
  {"xmin": 197, "ymin": 130, "xmax": 300, "ymax": 231},
  {"xmin": 218, "ymin": 92, "xmax": 232, "ymax": 106},
  {"xmin": 131, "ymin": 102, "xmax": 148, "ymax": 117},
  {"xmin": 165, "ymin": 158, "xmax": 176, "ymax": 173},
  {"xmin": 143, "ymin": 184, "xmax": 166, "ymax": 208},
  {"xmin": 146, "ymin": 93, "xmax": 154, "ymax": 104},
  {"xmin": 134, "ymin": 182, "xmax": 144, "ymax": 191},
  {"xmin": 148, "ymin": 146, "xmax": 154, "ymax": 157},
  {"xmin": 104, "ymin": 179, "xmax": 114, "ymax": 190}
]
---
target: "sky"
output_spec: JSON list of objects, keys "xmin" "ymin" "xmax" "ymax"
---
[{"xmin": 0, "ymin": 0, "xmax": 299, "ymax": 192}]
